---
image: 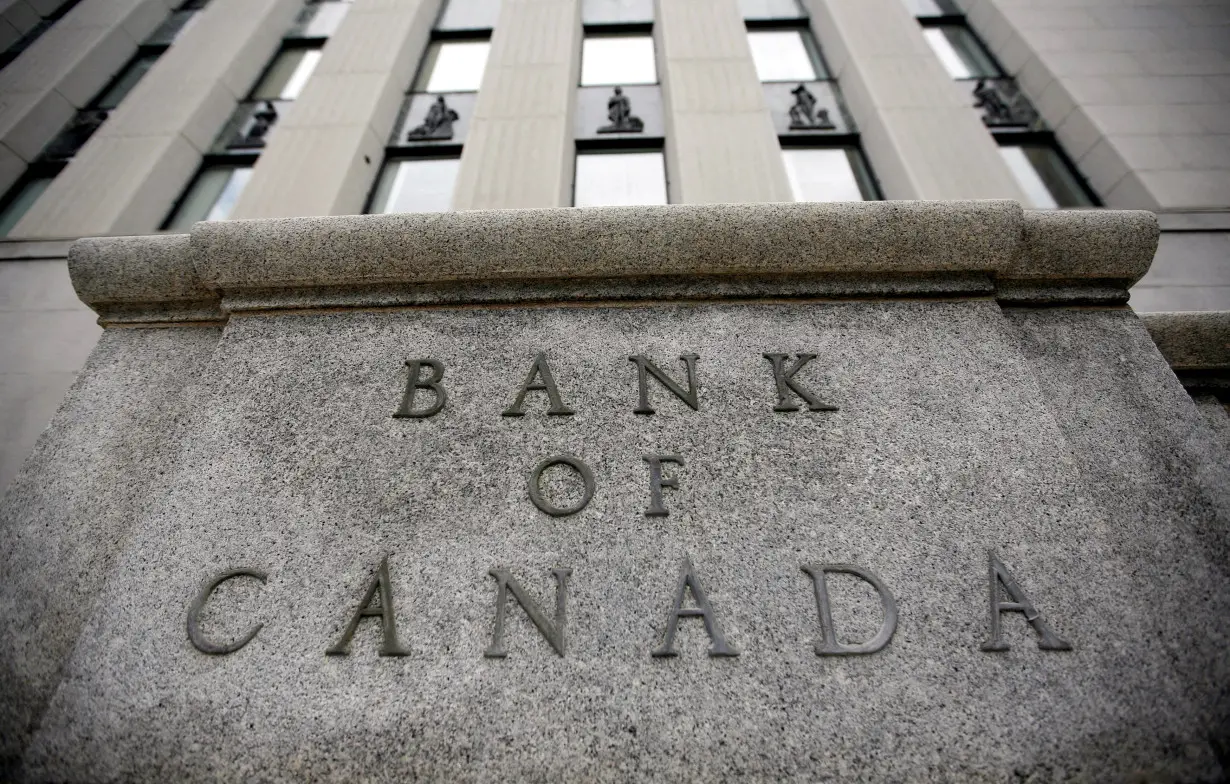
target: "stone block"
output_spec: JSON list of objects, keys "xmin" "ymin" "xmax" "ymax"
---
[
  {"xmin": 0, "ymin": 89, "xmax": 74, "ymax": 162},
  {"xmin": 98, "ymin": 77, "xmax": 237, "ymax": 153},
  {"xmin": 1104, "ymin": 169, "xmax": 1158, "ymax": 211},
  {"xmin": 1140, "ymin": 311, "xmax": 1230, "ymax": 371},
  {"xmin": 0, "ymin": 141, "xmax": 24, "ymax": 195},
  {"xmin": 1138, "ymin": 169, "xmax": 1230, "ymax": 212},
  {"xmin": 310, "ymin": 5, "xmax": 434, "ymax": 79},
  {"xmin": 1075, "ymin": 137, "xmax": 1130, "ymax": 195},
  {"xmin": 0, "ymin": 0, "xmax": 37, "ymax": 36}
]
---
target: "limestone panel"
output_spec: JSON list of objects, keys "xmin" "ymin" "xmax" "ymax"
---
[
  {"xmin": 656, "ymin": 0, "xmax": 791, "ymax": 204},
  {"xmin": 0, "ymin": 141, "xmax": 26, "ymax": 195},
  {"xmin": 0, "ymin": 89, "xmax": 74, "ymax": 162},
  {"xmin": 452, "ymin": 0, "xmax": 580, "ymax": 210}
]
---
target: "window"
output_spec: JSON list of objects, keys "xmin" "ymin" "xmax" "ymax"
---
[
  {"xmin": 94, "ymin": 54, "xmax": 159, "ymax": 110},
  {"xmin": 782, "ymin": 147, "xmax": 878, "ymax": 202},
  {"xmin": 436, "ymin": 0, "xmax": 501, "ymax": 32},
  {"xmin": 582, "ymin": 0, "xmax": 653, "ymax": 26},
  {"xmin": 290, "ymin": 1, "xmax": 352, "ymax": 39},
  {"xmin": 998, "ymin": 145, "xmax": 1094, "ymax": 210},
  {"xmin": 739, "ymin": 0, "xmax": 805, "ymax": 21},
  {"xmin": 747, "ymin": 30, "xmax": 828, "ymax": 82},
  {"xmin": 414, "ymin": 41, "xmax": 491, "ymax": 92},
  {"xmin": 900, "ymin": 0, "xmax": 959, "ymax": 17},
  {"xmin": 0, "ymin": 177, "xmax": 54, "ymax": 237},
  {"xmin": 252, "ymin": 47, "xmax": 323, "ymax": 100},
  {"xmin": 580, "ymin": 36, "xmax": 657, "ymax": 86},
  {"xmin": 369, "ymin": 157, "xmax": 461, "ymax": 214},
  {"xmin": 574, "ymin": 150, "xmax": 667, "ymax": 207},
  {"xmin": 922, "ymin": 26, "xmax": 999, "ymax": 80},
  {"xmin": 164, "ymin": 164, "xmax": 253, "ymax": 230}
]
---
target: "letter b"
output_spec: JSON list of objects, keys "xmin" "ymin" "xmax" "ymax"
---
[{"xmin": 393, "ymin": 359, "xmax": 447, "ymax": 418}]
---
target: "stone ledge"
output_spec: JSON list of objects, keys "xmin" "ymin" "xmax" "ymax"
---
[
  {"xmin": 66, "ymin": 201, "xmax": 1160, "ymax": 323},
  {"xmin": 1141, "ymin": 312, "xmax": 1230, "ymax": 371}
]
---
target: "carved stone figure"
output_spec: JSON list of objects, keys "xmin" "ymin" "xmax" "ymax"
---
[
  {"xmin": 972, "ymin": 78, "xmax": 1038, "ymax": 127},
  {"xmin": 597, "ymin": 87, "xmax": 644, "ymax": 133},
  {"xmin": 244, "ymin": 101, "xmax": 278, "ymax": 146},
  {"xmin": 407, "ymin": 95, "xmax": 459, "ymax": 141},
  {"xmin": 788, "ymin": 84, "xmax": 835, "ymax": 130}
]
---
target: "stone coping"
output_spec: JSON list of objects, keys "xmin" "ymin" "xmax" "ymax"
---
[
  {"xmin": 66, "ymin": 201, "xmax": 1160, "ymax": 324},
  {"xmin": 1140, "ymin": 311, "xmax": 1230, "ymax": 371}
]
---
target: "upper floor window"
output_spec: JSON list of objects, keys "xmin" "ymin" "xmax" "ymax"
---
[
  {"xmin": 436, "ymin": 0, "xmax": 500, "ymax": 31},
  {"xmin": 782, "ymin": 147, "xmax": 878, "ymax": 202},
  {"xmin": 922, "ymin": 26, "xmax": 999, "ymax": 79},
  {"xmin": 581, "ymin": 35, "xmax": 657, "ymax": 86},
  {"xmin": 414, "ymin": 40, "xmax": 491, "ymax": 92},
  {"xmin": 369, "ymin": 156, "xmax": 461, "ymax": 214},
  {"xmin": 998, "ymin": 144, "xmax": 1094, "ymax": 209},
  {"xmin": 739, "ymin": 0, "xmax": 805, "ymax": 22},
  {"xmin": 574, "ymin": 150, "xmax": 667, "ymax": 207},
  {"xmin": 747, "ymin": 29, "xmax": 828, "ymax": 82},
  {"xmin": 582, "ymin": 0, "xmax": 653, "ymax": 26},
  {"xmin": 0, "ymin": 176, "xmax": 54, "ymax": 237},
  {"xmin": 252, "ymin": 46, "xmax": 323, "ymax": 100},
  {"xmin": 900, "ymin": 0, "xmax": 959, "ymax": 17},
  {"xmin": 164, "ymin": 164, "xmax": 253, "ymax": 230}
]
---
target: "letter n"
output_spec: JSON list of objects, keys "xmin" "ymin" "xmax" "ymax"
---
[{"xmin": 485, "ymin": 568, "xmax": 571, "ymax": 657}]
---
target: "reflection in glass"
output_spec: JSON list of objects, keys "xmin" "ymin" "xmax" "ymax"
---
[
  {"xmin": 294, "ymin": 1, "xmax": 351, "ymax": 38},
  {"xmin": 416, "ymin": 41, "xmax": 492, "ymax": 92},
  {"xmin": 580, "ymin": 36, "xmax": 657, "ymax": 86},
  {"xmin": 782, "ymin": 148, "xmax": 872, "ymax": 202},
  {"xmin": 999, "ymin": 145, "xmax": 1092, "ymax": 209},
  {"xmin": 738, "ymin": 0, "xmax": 804, "ymax": 21},
  {"xmin": 436, "ymin": 0, "xmax": 501, "ymax": 31},
  {"xmin": 922, "ymin": 27, "xmax": 999, "ymax": 79},
  {"xmin": 574, "ymin": 151, "xmax": 667, "ymax": 207},
  {"xmin": 747, "ymin": 30, "xmax": 824, "ymax": 82},
  {"xmin": 253, "ymin": 48, "xmax": 323, "ymax": 100},
  {"xmin": 581, "ymin": 0, "xmax": 653, "ymax": 26},
  {"xmin": 0, "ymin": 177, "xmax": 54, "ymax": 237},
  {"xmin": 166, "ymin": 165, "xmax": 253, "ymax": 230},
  {"xmin": 900, "ymin": 0, "xmax": 959, "ymax": 16},
  {"xmin": 370, "ymin": 157, "xmax": 461, "ymax": 214},
  {"xmin": 95, "ymin": 55, "xmax": 158, "ymax": 110}
]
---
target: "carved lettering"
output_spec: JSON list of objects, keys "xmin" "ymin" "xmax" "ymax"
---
[
  {"xmin": 763, "ymin": 353, "xmax": 838, "ymax": 413},
  {"xmin": 643, "ymin": 454, "xmax": 684, "ymax": 517},
  {"xmin": 326, "ymin": 555, "xmax": 410, "ymax": 656},
  {"xmin": 526, "ymin": 455, "xmax": 595, "ymax": 516},
  {"xmin": 980, "ymin": 550, "xmax": 1072, "ymax": 652},
  {"xmin": 502, "ymin": 353, "xmax": 574, "ymax": 417},
  {"xmin": 652, "ymin": 558, "xmax": 739, "ymax": 657},
  {"xmin": 393, "ymin": 359, "xmax": 447, "ymax": 418},
  {"xmin": 801, "ymin": 564, "xmax": 898, "ymax": 655},
  {"xmin": 629, "ymin": 354, "xmax": 699, "ymax": 414},
  {"xmin": 485, "ymin": 568, "xmax": 571, "ymax": 658},
  {"xmin": 186, "ymin": 568, "xmax": 267, "ymax": 655}
]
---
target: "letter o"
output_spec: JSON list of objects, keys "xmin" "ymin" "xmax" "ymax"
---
[{"xmin": 527, "ymin": 455, "xmax": 595, "ymax": 517}]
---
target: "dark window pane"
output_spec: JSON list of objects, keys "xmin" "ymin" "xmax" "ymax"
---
[
  {"xmin": 166, "ymin": 165, "xmax": 253, "ymax": 229},
  {"xmin": 900, "ymin": 0, "xmax": 959, "ymax": 16},
  {"xmin": 0, "ymin": 177, "xmax": 54, "ymax": 237},
  {"xmin": 94, "ymin": 55, "xmax": 158, "ymax": 109},
  {"xmin": 146, "ymin": 9, "xmax": 198, "ymax": 46}
]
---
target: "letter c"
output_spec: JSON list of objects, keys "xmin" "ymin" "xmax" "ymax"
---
[{"xmin": 187, "ymin": 568, "xmax": 267, "ymax": 655}]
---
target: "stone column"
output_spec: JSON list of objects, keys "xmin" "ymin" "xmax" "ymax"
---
[
  {"xmin": 9, "ymin": 0, "xmax": 301, "ymax": 238},
  {"xmin": 0, "ymin": 0, "xmax": 173, "ymax": 196},
  {"xmin": 655, "ymin": 0, "xmax": 792, "ymax": 204},
  {"xmin": 804, "ymin": 0, "xmax": 1025, "ymax": 200},
  {"xmin": 230, "ymin": 0, "xmax": 443, "ymax": 219},
  {"xmin": 451, "ymin": 0, "xmax": 581, "ymax": 211}
]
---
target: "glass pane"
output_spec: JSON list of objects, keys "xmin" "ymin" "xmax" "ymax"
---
[
  {"xmin": 923, "ymin": 27, "xmax": 999, "ymax": 79},
  {"xmin": 738, "ymin": 0, "xmax": 805, "ymax": 21},
  {"xmin": 166, "ymin": 166, "xmax": 251, "ymax": 230},
  {"xmin": 436, "ymin": 0, "xmax": 501, "ymax": 31},
  {"xmin": 252, "ymin": 48, "xmax": 323, "ymax": 100},
  {"xmin": 294, "ymin": 2, "xmax": 350, "ymax": 38},
  {"xmin": 417, "ymin": 41, "xmax": 491, "ymax": 93},
  {"xmin": 580, "ymin": 36, "xmax": 657, "ymax": 86},
  {"xmin": 0, "ymin": 177, "xmax": 54, "ymax": 237},
  {"xmin": 371, "ymin": 158, "xmax": 460, "ymax": 214},
  {"xmin": 574, "ymin": 151, "xmax": 667, "ymax": 207},
  {"xmin": 747, "ymin": 30, "xmax": 822, "ymax": 82},
  {"xmin": 581, "ymin": 0, "xmax": 653, "ymax": 25},
  {"xmin": 782, "ymin": 148, "xmax": 867, "ymax": 202},
  {"xmin": 146, "ymin": 9, "xmax": 199, "ymax": 46},
  {"xmin": 899, "ymin": 0, "xmax": 959, "ymax": 16},
  {"xmin": 94, "ymin": 55, "xmax": 158, "ymax": 110},
  {"xmin": 999, "ymin": 145, "xmax": 1092, "ymax": 209}
]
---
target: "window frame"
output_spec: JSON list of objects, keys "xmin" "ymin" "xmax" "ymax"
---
[
  {"xmin": 579, "ymin": 31, "xmax": 659, "ymax": 87},
  {"xmin": 992, "ymin": 131, "xmax": 1100, "ymax": 209},
  {"xmin": 572, "ymin": 143, "xmax": 669, "ymax": 208},
  {"xmin": 160, "ymin": 154, "xmax": 258, "ymax": 230},
  {"xmin": 410, "ymin": 34, "xmax": 493, "ymax": 93},
  {"xmin": 918, "ymin": 20, "xmax": 1003, "ymax": 80},
  {"xmin": 363, "ymin": 147, "xmax": 464, "ymax": 215},
  {"xmin": 744, "ymin": 22, "xmax": 831, "ymax": 82},
  {"xmin": 778, "ymin": 134, "xmax": 882, "ymax": 202}
]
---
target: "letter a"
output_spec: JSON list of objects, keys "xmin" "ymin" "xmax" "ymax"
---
[
  {"xmin": 980, "ymin": 550, "xmax": 1072, "ymax": 652},
  {"xmin": 652, "ymin": 558, "xmax": 739, "ymax": 657},
  {"xmin": 326, "ymin": 556, "xmax": 410, "ymax": 656},
  {"xmin": 503, "ymin": 353, "xmax": 574, "ymax": 416}
]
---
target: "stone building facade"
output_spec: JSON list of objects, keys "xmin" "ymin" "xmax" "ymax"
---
[{"xmin": 0, "ymin": 0, "xmax": 1227, "ymax": 488}]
